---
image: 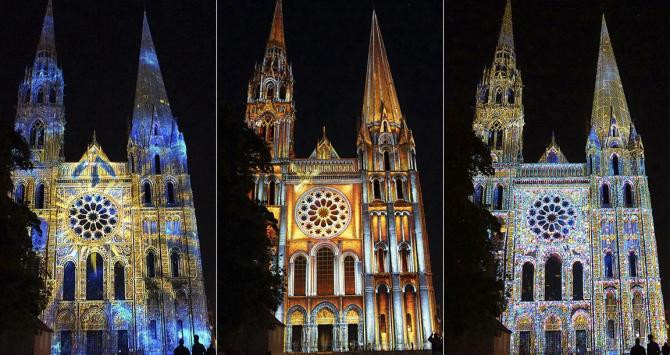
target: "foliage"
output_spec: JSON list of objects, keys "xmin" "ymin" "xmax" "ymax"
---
[
  {"xmin": 218, "ymin": 105, "xmax": 283, "ymax": 350},
  {"xmin": 0, "ymin": 120, "xmax": 49, "ymax": 333},
  {"xmin": 445, "ymin": 117, "xmax": 506, "ymax": 338}
]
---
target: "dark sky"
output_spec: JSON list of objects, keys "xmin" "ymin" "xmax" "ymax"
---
[
  {"xmin": 447, "ymin": 0, "xmax": 670, "ymax": 309},
  {"xmin": 0, "ymin": 0, "xmax": 216, "ymax": 312},
  {"xmin": 220, "ymin": 0, "xmax": 443, "ymax": 302}
]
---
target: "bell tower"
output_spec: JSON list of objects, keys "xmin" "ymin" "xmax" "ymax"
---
[{"xmin": 473, "ymin": 0, "xmax": 524, "ymax": 163}]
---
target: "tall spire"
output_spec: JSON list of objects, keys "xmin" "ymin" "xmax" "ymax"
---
[
  {"xmin": 496, "ymin": 0, "xmax": 515, "ymax": 53},
  {"xmin": 266, "ymin": 0, "xmax": 286, "ymax": 51},
  {"xmin": 590, "ymin": 15, "xmax": 632, "ymax": 143},
  {"xmin": 37, "ymin": 0, "xmax": 56, "ymax": 59},
  {"xmin": 362, "ymin": 10, "xmax": 403, "ymax": 127}
]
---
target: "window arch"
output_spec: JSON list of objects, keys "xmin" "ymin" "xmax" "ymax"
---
[
  {"xmin": 268, "ymin": 180, "xmax": 276, "ymax": 205},
  {"xmin": 35, "ymin": 183, "xmax": 45, "ymax": 209},
  {"xmin": 154, "ymin": 154, "xmax": 161, "ymax": 174},
  {"xmin": 545, "ymin": 255, "xmax": 562, "ymax": 301},
  {"xmin": 376, "ymin": 285, "xmax": 389, "ymax": 334},
  {"xmin": 129, "ymin": 154, "xmax": 135, "ymax": 173},
  {"xmin": 604, "ymin": 252, "xmax": 614, "ymax": 278},
  {"xmin": 50, "ymin": 87, "xmax": 58, "ymax": 104},
  {"xmin": 316, "ymin": 248, "xmax": 334, "ymax": 295},
  {"xmin": 30, "ymin": 120, "xmax": 45, "ymax": 148},
  {"xmin": 573, "ymin": 262, "xmax": 583, "ymax": 300},
  {"xmin": 473, "ymin": 185, "xmax": 483, "ymax": 205},
  {"xmin": 521, "ymin": 262, "xmax": 534, "ymax": 301},
  {"xmin": 114, "ymin": 262, "xmax": 125, "ymax": 300},
  {"xmin": 166, "ymin": 181, "xmax": 176, "ymax": 205},
  {"xmin": 86, "ymin": 253, "xmax": 104, "ymax": 300},
  {"xmin": 495, "ymin": 88, "xmax": 503, "ymax": 104},
  {"xmin": 36, "ymin": 88, "xmax": 44, "ymax": 103},
  {"xmin": 372, "ymin": 179, "xmax": 382, "ymax": 200},
  {"xmin": 494, "ymin": 184, "xmax": 503, "ymax": 210},
  {"xmin": 266, "ymin": 83, "xmax": 275, "ymax": 100},
  {"xmin": 628, "ymin": 252, "xmax": 637, "ymax": 277},
  {"xmin": 63, "ymin": 261, "xmax": 75, "ymax": 301},
  {"xmin": 495, "ymin": 129, "xmax": 503, "ymax": 150},
  {"xmin": 15, "ymin": 183, "xmax": 25, "ymax": 205},
  {"xmin": 383, "ymin": 151, "xmax": 391, "ymax": 171},
  {"xmin": 171, "ymin": 251, "xmax": 180, "ymax": 277},
  {"xmin": 395, "ymin": 178, "xmax": 404, "ymax": 200},
  {"xmin": 507, "ymin": 88, "xmax": 515, "ymax": 104},
  {"xmin": 624, "ymin": 183, "xmax": 634, "ymax": 207},
  {"xmin": 344, "ymin": 256, "xmax": 356, "ymax": 295},
  {"xmin": 399, "ymin": 245, "xmax": 410, "ymax": 273},
  {"xmin": 279, "ymin": 85, "xmax": 287, "ymax": 100},
  {"xmin": 375, "ymin": 244, "xmax": 387, "ymax": 273},
  {"xmin": 143, "ymin": 182, "xmax": 152, "ymax": 205},
  {"xmin": 607, "ymin": 319, "xmax": 615, "ymax": 339},
  {"xmin": 293, "ymin": 255, "xmax": 307, "ymax": 296},
  {"xmin": 611, "ymin": 155, "xmax": 619, "ymax": 176},
  {"xmin": 601, "ymin": 184, "xmax": 611, "ymax": 208},
  {"xmin": 146, "ymin": 251, "xmax": 156, "ymax": 278}
]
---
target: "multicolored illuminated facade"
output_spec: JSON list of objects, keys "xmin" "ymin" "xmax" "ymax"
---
[
  {"xmin": 244, "ymin": 1, "xmax": 438, "ymax": 351},
  {"xmin": 11, "ymin": 1, "xmax": 210, "ymax": 353},
  {"xmin": 472, "ymin": 1, "xmax": 667, "ymax": 353}
]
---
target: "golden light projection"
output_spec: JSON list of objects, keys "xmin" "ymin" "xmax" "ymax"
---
[{"xmin": 295, "ymin": 187, "xmax": 351, "ymax": 239}]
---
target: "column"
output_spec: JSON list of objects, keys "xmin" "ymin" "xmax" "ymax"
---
[{"xmin": 392, "ymin": 274, "xmax": 405, "ymax": 350}]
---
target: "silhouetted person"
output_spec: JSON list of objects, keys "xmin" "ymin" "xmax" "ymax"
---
[
  {"xmin": 649, "ymin": 334, "xmax": 661, "ymax": 355},
  {"xmin": 662, "ymin": 342, "xmax": 670, "ymax": 355},
  {"xmin": 428, "ymin": 332, "xmax": 442, "ymax": 355},
  {"xmin": 174, "ymin": 339, "xmax": 190, "ymax": 355},
  {"xmin": 632, "ymin": 337, "xmax": 647, "ymax": 355},
  {"xmin": 206, "ymin": 343, "xmax": 215, "ymax": 355},
  {"xmin": 192, "ymin": 335, "xmax": 207, "ymax": 355}
]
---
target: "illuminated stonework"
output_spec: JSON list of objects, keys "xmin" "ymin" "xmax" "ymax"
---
[
  {"xmin": 472, "ymin": 1, "xmax": 666, "ymax": 354},
  {"xmin": 10, "ymin": 2, "xmax": 210, "ymax": 353},
  {"xmin": 295, "ymin": 187, "xmax": 351, "ymax": 239}
]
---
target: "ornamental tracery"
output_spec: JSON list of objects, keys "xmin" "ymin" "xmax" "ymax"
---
[
  {"xmin": 295, "ymin": 187, "xmax": 351, "ymax": 239},
  {"xmin": 68, "ymin": 193, "xmax": 119, "ymax": 240},
  {"xmin": 526, "ymin": 194, "xmax": 576, "ymax": 241}
]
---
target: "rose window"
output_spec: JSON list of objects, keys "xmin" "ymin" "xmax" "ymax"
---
[
  {"xmin": 295, "ymin": 187, "xmax": 351, "ymax": 239},
  {"xmin": 527, "ymin": 194, "xmax": 576, "ymax": 241},
  {"xmin": 68, "ymin": 193, "xmax": 119, "ymax": 240}
]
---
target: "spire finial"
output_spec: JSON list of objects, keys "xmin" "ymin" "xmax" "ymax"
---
[
  {"xmin": 496, "ymin": 0, "xmax": 515, "ymax": 52},
  {"xmin": 322, "ymin": 126, "xmax": 327, "ymax": 140},
  {"xmin": 91, "ymin": 130, "xmax": 98, "ymax": 145},
  {"xmin": 551, "ymin": 130, "xmax": 556, "ymax": 145},
  {"xmin": 266, "ymin": 0, "xmax": 286, "ymax": 51},
  {"xmin": 36, "ymin": 0, "xmax": 57, "ymax": 59}
]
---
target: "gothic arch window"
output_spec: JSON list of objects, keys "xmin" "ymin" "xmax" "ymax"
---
[
  {"xmin": 35, "ymin": 183, "xmax": 45, "ymax": 209},
  {"xmin": 37, "ymin": 88, "xmax": 44, "ymax": 103},
  {"xmin": 496, "ymin": 129, "xmax": 503, "ymax": 150},
  {"xmin": 63, "ymin": 261, "xmax": 75, "ymax": 301},
  {"xmin": 50, "ymin": 87, "xmax": 58, "ymax": 104},
  {"xmin": 293, "ymin": 255, "xmax": 307, "ymax": 296},
  {"xmin": 606, "ymin": 319, "xmax": 615, "ymax": 340},
  {"xmin": 573, "ymin": 262, "xmax": 583, "ymax": 300},
  {"xmin": 316, "ymin": 247, "xmax": 334, "ymax": 295},
  {"xmin": 507, "ymin": 88, "xmax": 515, "ymax": 104},
  {"xmin": 268, "ymin": 180, "xmax": 276, "ymax": 205},
  {"xmin": 375, "ymin": 244, "xmax": 387, "ymax": 273},
  {"xmin": 376, "ymin": 285, "xmax": 389, "ymax": 334},
  {"xmin": 171, "ymin": 251, "xmax": 180, "ymax": 277},
  {"xmin": 266, "ymin": 123, "xmax": 274, "ymax": 143},
  {"xmin": 473, "ymin": 185, "xmax": 483, "ymax": 205},
  {"xmin": 15, "ymin": 183, "xmax": 25, "ymax": 205},
  {"xmin": 624, "ymin": 183, "xmax": 634, "ymax": 207},
  {"xmin": 399, "ymin": 245, "xmax": 410, "ymax": 273},
  {"xmin": 521, "ymin": 262, "xmax": 534, "ymax": 301},
  {"xmin": 129, "ymin": 154, "xmax": 135, "ymax": 173},
  {"xmin": 344, "ymin": 255, "xmax": 356, "ymax": 295},
  {"xmin": 279, "ymin": 85, "xmax": 287, "ymax": 100},
  {"xmin": 114, "ymin": 262, "xmax": 125, "ymax": 300},
  {"xmin": 611, "ymin": 155, "xmax": 619, "ymax": 176},
  {"xmin": 628, "ymin": 252, "xmax": 638, "ymax": 277},
  {"xmin": 495, "ymin": 88, "xmax": 503, "ymax": 104},
  {"xmin": 493, "ymin": 184, "xmax": 503, "ymax": 210},
  {"xmin": 86, "ymin": 253, "xmax": 104, "ymax": 300},
  {"xmin": 166, "ymin": 181, "xmax": 176, "ymax": 205},
  {"xmin": 601, "ymin": 184, "xmax": 611, "ymax": 208},
  {"xmin": 143, "ymin": 181, "xmax": 152, "ymax": 205},
  {"xmin": 30, "ymin": 120, "xmax": 45, "ymax": 149},
  {"xmin": 604, "ymin": 252, "xmax": 614, "ymax": 278},
  {"xmin": 382, "ymin": 121, "xmax": 389, "ymax": 132},
  {"xmin": 395, "ymin": 178, "xmax": 404, "ymax": 200},
  {"xmin": 146, "ymin": 251, "xmax": 156, "ymax": 278},
  {"xmin": 383, "ymin": 151, "xmax": 391, "ymax": 171},
  {"xmin": 154, "ymin": 154, "xmax": 161, "ymax": 174},
  {"xmin": 544, "ymin": 255, "xmax": 562, "ymax": 301},
  {"xmin": 266, "ymin": 83, "xmax": 275, "ymax": 100},
  {"xmin": 372, "ymin": 179, "xmax": 382, "ymax": 200},
  {"xmin": 410, "ymin": 150, "xmax": 417, "ymax": 170},
  {"xmin": 404, "ymin": 285, "xmax": 417, "ymax": 341}
]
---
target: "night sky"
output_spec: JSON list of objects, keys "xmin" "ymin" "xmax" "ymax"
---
[
  {"xmin": 0, "ymin": 1, "xmax": 216, "ymax": 312},
  {"xmin": 447, "ymin": 0, "xmax": 670, "ymax": 309},
  {"xmin": 220, "ymin": 0, "xmax": 443, "ymax": 303}
]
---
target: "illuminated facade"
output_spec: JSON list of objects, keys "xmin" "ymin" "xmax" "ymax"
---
[
  {"xmin": 244, "ymin": 1, "xmax": 438, "ymax": 351},
  {"xmin": 472, "ymin": 1, "xmax": 666, "ymax": 353},
  {"xmin": 11, "ymin": 1, "xmax": 210, "ymax": 353}
]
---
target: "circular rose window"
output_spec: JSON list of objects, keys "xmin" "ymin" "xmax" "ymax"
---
[
  {"xmin": 68, "ymin": 193, "xmax": 119, "ymax": 240},
  {"xmin": 526, "ymin": 194, "xmax": 576, "ymax": 241},
  {"xmin": 295, "ymin": 187, "xmax": 351, "ymax": 239}
]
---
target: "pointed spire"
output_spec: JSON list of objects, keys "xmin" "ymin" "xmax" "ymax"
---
[
  {"xmin": 591, "ymin": 15, "xmax": 631, "ymax": 143},
  {"xmin": 266, "ymin": 0, "xmax": 286, "ymax": 51},
  {"xmin": 497, "ymin": 0, "xmax": 515, "ymax": 52},
  {"xmin": 91, "ymin": 130, "xmax": 98, "ymax": 146},
  {"xmin": 362, "ymin": 10, "xmax": 403, "ymax": 127},
  {"xmin": 37, "ymin": 0, "xmax": 57, "ymax": 59}
]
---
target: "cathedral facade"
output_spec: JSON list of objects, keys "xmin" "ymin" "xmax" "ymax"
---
[
  {"xmin": 244, "ymin": 1, "xmax": 438, "ymax": 352},
  {"xmin": 472, "ymin": 1, "xmax": 666, "ymax": 353},
  {"xmin": 11, "ymin": 1, "xmax": 210, "ymax": 353}
]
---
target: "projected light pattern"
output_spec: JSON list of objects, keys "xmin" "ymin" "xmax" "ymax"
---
[
  {"xmin": 295, "ymin": 187, "xmax": 351, "ymax": 239},
  {"xmin": 526, "ymin": 194, "xmax": 576, "ymax": 241},
  {"xmin": 69, "ymin": 193, "xmax": 118, "ymax": 240}
]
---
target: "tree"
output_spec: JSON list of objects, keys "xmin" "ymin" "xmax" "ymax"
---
[
  {"xmin": 445, "ymin": 116, "xmax": 506, "ymax": 340},
  {"xmin": 219, "ymin": 105, "xmax": 283, "ymax": 352},
  {"xmin": 0, "ymin": 120, "xmax": 49, "ymax": 334}
]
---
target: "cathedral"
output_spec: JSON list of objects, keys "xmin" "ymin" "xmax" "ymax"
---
[
  {"xmin": 472, "ymin": 1, "xmax": 667, "ymax": 353},
  {"xmin": 11, "ymin": 1, "xmax": 210, "ymax": 353},
  {"xmin": 244, "ymin": 0, "xmax": 438, "ymax": 351}
]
